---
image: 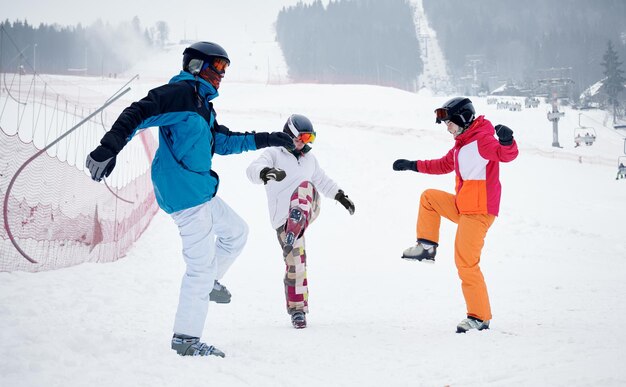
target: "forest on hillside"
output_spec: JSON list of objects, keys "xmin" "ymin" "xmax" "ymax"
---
[
  {"xmin": 276, "ymin": 0, "xmax": 625, "ymax": 98},
  {"xmin": 276, "ymin": 0, "xmax": 422, "ymax": 91},
  {"xmin": 423, "ymin": 0, "xmax": 626, "ymax": 96},
  {"xmin": 0, "ymin": 17, "xmax": 168, "ymax": 76}
]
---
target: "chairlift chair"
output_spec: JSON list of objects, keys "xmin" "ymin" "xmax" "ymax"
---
[{"xmin": 574, "ymin": 113, "xmax": 596, "ymax": 147}]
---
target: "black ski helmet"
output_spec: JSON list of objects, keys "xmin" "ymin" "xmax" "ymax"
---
[
  {"xmin": 435, "ymin": 97, "xmax": 475, "ymax": 129},
  {"xmin": 182, "ymin": 41, "xmax": 230, "ymax": 75},
  {"xmin": 283, "ymin": 114, "xmax": 315, "ymax": 138}
]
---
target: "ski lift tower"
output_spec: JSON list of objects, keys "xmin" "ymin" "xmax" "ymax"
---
[
  {"xmin": 536, "ymin": 68, "xmax": 574, "ymax": 148},
  {"xmin": 547, "ymin": 91, "xmax": 565, "ymax": 147},
  {"xmin": 464, "ymin": 54, "xmax": 484, "ymax": 95}
]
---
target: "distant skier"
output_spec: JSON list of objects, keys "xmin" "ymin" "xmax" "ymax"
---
[
  {"xmin": 85, "ymin": 41, "xmax": 294, "ymax": 357},
  {"xmin": 246, "ymin": 114, "xmax": 355, "ymax": 329},
  {"xmin": 392, "ymin": 97, "xmax": 518, "ymax": 333},
  {"xmin": 617, "ymin": 163, "xmax": 626, "ymax": 180}
]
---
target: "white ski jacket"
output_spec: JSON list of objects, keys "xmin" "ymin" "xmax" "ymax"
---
[{"xmin": 246, "ymin": 147, "xmax": 340, "ymax": 229}]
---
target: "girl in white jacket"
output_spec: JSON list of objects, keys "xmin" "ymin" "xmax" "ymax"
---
[{"xmin": 246, "ymin": 114, "xmax": 355, "ymax": 328}]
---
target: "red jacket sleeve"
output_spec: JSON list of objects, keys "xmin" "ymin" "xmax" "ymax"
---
[
  {"xmin": 417, "ymin": 148, "xmax": 455, "ymax": 174},
  {"xmin": 477, "ymin": 136, "xmax": 519, "ymax": 163}
]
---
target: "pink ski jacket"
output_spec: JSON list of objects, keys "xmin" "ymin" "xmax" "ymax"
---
[{"xmin": 417, "ymin": 116, "xmax": 518, "ymax": 216}]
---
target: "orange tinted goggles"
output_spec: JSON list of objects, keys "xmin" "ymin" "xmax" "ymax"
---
[
  {"xmin": 434, "ymin": 108, "xmax": 449, "ymax": 124},
  {"xmin": 298, "ymin": 132, "xmax": 316, "ymax": 144},
  {"xmin": 212, "ymin": 58, "xmax": 230, "ymax": 74}
]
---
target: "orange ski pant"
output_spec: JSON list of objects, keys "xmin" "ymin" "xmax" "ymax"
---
[{"xmin": 416, "ymin": 189, "xmax": 495, "ymax": 321}]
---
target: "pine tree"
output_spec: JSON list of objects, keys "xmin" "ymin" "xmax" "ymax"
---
[{"xmin": 601, "ymin": 40, "xmax": 626, "ymax": 124}]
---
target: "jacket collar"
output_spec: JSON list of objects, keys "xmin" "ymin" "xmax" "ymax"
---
[
  {"xmin": 290, "ymin": 144, "xmax": 312, "ymax": 159},
  {"xmin": 455, "ymin": 115, "xmax": 493, "ymax": 145},
  {"xmin": 169, "ymin": 71, "xmax": 219, "ymax": 102}
]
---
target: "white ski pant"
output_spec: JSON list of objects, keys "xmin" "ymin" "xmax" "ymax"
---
[{"xmin": 170, "ymin": 196, "xmax": 248, "ymax": 337}]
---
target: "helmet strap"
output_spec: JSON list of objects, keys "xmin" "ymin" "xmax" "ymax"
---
[{"xmin": 193, "ymin": 75, "xmax": 202, "ymax": 108}]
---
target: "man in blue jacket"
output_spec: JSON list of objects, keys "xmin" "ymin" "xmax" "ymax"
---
[{"xmin": 86, "ymin": 41, "xmax": 294, "ymax": 358}]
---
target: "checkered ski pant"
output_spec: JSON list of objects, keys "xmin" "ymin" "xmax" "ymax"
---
[{"xmin": 276, "ymin": 181, "xmax": 320, "ymax": 315}]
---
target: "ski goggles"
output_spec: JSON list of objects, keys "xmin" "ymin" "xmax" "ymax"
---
[
  {"xmin": 297, "ymin": 132, "xmax": 316, "ymax": 144},
  {"xmin": 434, "ymin": 108, "xmax": 449, "ymax": 124},
  {"xmin": 286, "ymin": 117, "xmax": 316, "ymax": 143},
  {"xmin": 213, "ymin": 58, "xmax": 229, "ymax": 72},
  {"xmin": 206, "ymin": 57, "xmax": 229, "ymax": 74}
]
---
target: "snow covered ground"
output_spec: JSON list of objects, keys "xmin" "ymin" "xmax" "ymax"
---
[{"xmin": 2, "ymin": 67, "xmax": 626, "ymax": 386}]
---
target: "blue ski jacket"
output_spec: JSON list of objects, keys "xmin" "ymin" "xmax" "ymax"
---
[{"xmin": 99, "ymin": 71, "xmax": 259, "ymax": 213}]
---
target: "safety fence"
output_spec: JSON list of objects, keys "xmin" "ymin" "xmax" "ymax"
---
[{"xmin": 1, "ymin": 37, "xmax": 158, "ymax": 272}]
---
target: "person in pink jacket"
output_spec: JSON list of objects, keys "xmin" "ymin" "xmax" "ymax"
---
[
  {"xmin": 247, "ymin": 114, "xmax": 355, "ymax": 329},
  {"xmin": 393, "ymin": 97, "xmax": 518, "ymax": 333}
]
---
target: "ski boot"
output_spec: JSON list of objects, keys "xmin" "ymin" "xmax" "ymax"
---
[
  {"xmin": 456, "ymin": 317, "xmax": 490, "ymax": 333},
  {"xmin": 209, "ymin": 280, "xmax": 231, "ymax": 304},
  {"xmin": 291, "ymin": 311, "xmax": 307, "ymax": 329},
  {"xmin": 401, "ymin": 242, "xmax": 437, "ymax": 262},
  {"xmin": 171, "ymin": 334, "xmax": 225, "ymax": 357},
  {"xmin": 283, "ymin": 208, "xmax": 306, "ymax": 257}
]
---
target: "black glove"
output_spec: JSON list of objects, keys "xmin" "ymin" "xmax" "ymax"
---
[
  {"xmin": 392, "ymin": 159, "xmax": 418, "ymax": 172},
  {"xmin": 254, "ymin": 132, "xmax": 295, "ymax": 150},
  {"xmin": 495, "ymin": 124, "xmax": 514, "ymax": 146},
  {"xmin": 260, "ymin": 167, "xmax": 286, "ymax": 184},
  {"xmin": 335, "ymin": 190, "xmax": 355, "ymax": 215},
  {"xmin": 86, "ymin": 145, "xmax": 117, "ymax": 182}
]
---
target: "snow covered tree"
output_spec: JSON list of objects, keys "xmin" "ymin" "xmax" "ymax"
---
[
  {"xmin": 601, "ymin": 40, "xmax": 626, "ymax": 123},
  {"xmin": 155, "ymin": 21, "xmax": 169, "ymax": 47}
]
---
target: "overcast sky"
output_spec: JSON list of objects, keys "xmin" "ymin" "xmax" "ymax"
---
[{"xmin": 1, "ymin": 0, "xmax": 328, "ymax": 45}]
